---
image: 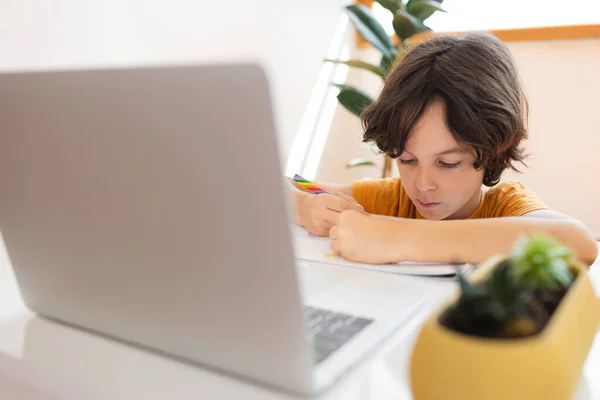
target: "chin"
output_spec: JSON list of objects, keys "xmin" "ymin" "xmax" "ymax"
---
[{"xmin": 418, "ymin": 208, "xmax": 447, "ymax": 221}]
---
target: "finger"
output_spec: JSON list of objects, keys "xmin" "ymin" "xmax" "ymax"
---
[
  {"xmin": 324, "ymin": 195, "xmax": 364, "ymax": 214},
  {"xmin": 330, "ymin": 238, "xmax": 340, "ymax": 253},
  {"xmin": 330, "ymin": 191, "xmax": 359, "ymax": 205},
  {"xmin": 322, "ymin": 209, "xmax": 341, "ymax": 226},
  {"xmin": 329, "ymin": 225, "xmax": 338, "ymax": 240},
  {"xmin": 339, "ymin": 198, "xmax": 366, "ymax": 214},
  {"xmin": 322, "ymin": 195, "xmax": 347, "ymax": 213},
  {"xmin": 312, "ymin": 226, "xmax": 330, "ymax": 237},
  {"xmin": 353, "ymin": 206, "xmax": 369, "ymax": 215},
  {"xmin": 313, "ymin": 219, "xmax": 333, "ymax": 237}
]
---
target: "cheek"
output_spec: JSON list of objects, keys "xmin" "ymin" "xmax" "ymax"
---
[
  {"xmin": 449, "ymin": 170, "xmax": 483, "ymax": 195},
  {"xmin": 396, "ymin": 165, "xmax": 416, "ymax": 185},
  {"xmin": 433, "ymin": 167, "xmax": 480, "ymax": 189}
]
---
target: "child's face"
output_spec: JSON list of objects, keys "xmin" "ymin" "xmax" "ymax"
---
[{"xmin": 396, "ymin": 99, "xmax": 484, "ymax": 220}]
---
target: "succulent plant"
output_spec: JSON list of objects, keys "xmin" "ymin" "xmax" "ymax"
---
[
  {"xmin": 511, "ymin": 234, "xmax": 574, "ymax": 291},
  {"xmin": 442, "ymin": 261, "xmax": 535, "ymax": 338},
  {"xmin": 441, "ymin": 235, "xmax": 575, "ymax": 338}
]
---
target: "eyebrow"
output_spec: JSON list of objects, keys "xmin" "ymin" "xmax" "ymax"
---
[
  {"xmin": 435, "ymin": 147, "xmax": 469, "ymax": 156},
  {"xmin": 403, "ymin": 147, "xmax": 469, "ymax": 157}
]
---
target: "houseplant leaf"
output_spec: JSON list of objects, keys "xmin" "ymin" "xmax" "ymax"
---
[
  {"xmin": 406, "ymin": 0, "xmax": 446, "ymax": 21},
  {"xmin": 333, "ymin": 84, "xmax": 374, "ymax": 117},
  {"xmin": 374, "ymin": 0, "xmax": 401, "ymax": 14},
  {"xmin": 406, "ymin": 0, "xmax": 444, "ymax": 21},
  {"xmin": 380, "ymin": 45, "xmax": 406, "ymax": 74},
  {"xmin": 548, "ymin": 258, "xmax": 573, "ymax": 288},
  {"xmin": 324, "ymin": 59, "xmax": 386, "ymax": 79},
  {"xmin": 379, "ymin": 54, "xmax": 396, "ymax": 72},
  {"xmin": 511, "ymin": 234, "xmax": 574, "ymax": 290},
  {"xmin": 344, "ymin": 4, "xmax": 398, "ymax": 59},
  {"xmin": 393, "ymin": 9, "xmax": 431, "ymax": 41},
  {"xmin": 346, "ymin": 158, "xmax": 379, "ymax": 168}
]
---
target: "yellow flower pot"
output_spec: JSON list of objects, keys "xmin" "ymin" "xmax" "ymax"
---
[{"xmin": 409, "ymin": 256, "xmax": 600, "ymax": 400}]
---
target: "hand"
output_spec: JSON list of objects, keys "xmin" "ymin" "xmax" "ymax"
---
[
  {"xmin": 329, "ymin": 210, "xmax": 405, "ymax": 264},
  {"xmin": 299, "ymin": 192, "xmax": 367, "ymax": 237}
]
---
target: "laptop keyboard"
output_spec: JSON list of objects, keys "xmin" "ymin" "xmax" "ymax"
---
[{"xmin": 304, "ymin": 306, "xmax": 373, "ymax": 364}]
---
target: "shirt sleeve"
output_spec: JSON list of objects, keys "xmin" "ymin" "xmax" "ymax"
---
[
  {"xmin": 352, "ymin": 178, "xmax": 401, "ymax": 216},
  {"xmin": 486, "ymin": 182, "xmax": 549, "ymax": 217}
]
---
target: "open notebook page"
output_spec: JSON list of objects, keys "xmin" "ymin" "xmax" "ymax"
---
[{"xmin": 291, "ymin": 225, "xmax": 474, "ymax": 277}]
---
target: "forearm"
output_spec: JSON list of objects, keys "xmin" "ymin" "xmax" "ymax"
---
[{"xmin": 395, "ymin": 217, "xmax": 598, "ymax": 266}]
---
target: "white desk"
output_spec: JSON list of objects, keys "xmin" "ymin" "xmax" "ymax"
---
[{"xmin": 0, "ymin": 234, "xmax": 599, "ymax": 400}]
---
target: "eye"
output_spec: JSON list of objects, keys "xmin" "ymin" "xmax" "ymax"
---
[
  {"xmin": 439, "ymin": 161, "xmax": 461, "ymax": 169},
  {"xmin": 399, "ymin": 159, "xmax": 416, "ymax": 166}
]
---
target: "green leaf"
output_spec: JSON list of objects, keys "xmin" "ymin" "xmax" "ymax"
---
[
  {"xmin": 380, "ymin": 46, "xmax": 406, "ymax": 75},
  {"xmin": 511, "ymin": 234, "xmax": 574, "ymax": 290},
  {"xmin": 324, "ymin": 59, "xmax": 386, "ymax": 79},
  {"xmin": 406, "ymin": 0, "xmax": 445, "ymax": 21},
  {"xmin": 332, "ymin": 84, "xmax": 374, "ymax": 117},
  {"xmin": 374, "ymin": 0, "xmax": 401, "ymax": 14},
  {"xmin": 379, "ymin": 54, "xmax": 395, "ymax": 72},
  {"xmin": 549, "ymin": 246, "xmax": 573, "ymax": 260},
  {"xmin": 346, "ymin": 158, "xmax": 378, "ymax": 168},
  {"xmin": 393, "ymin": 9, "xmax": 431, "ymax": 41},
  {"xmin": 346, "ymin": 159, "xmax": 378, "ymax": 169},
  {"xmin": 344, "ymin": 4, "xmax": 397, "ymax": 59},
  {"xmin": 549, "ymin": 259, "xmax": 573, "ymax": 288},
  {"xmin": 457, "ymin": 271, "xmax": 477, "ymax": 297},
  {"xmin": 406, "ymin": 0, "xmax": 446, "ymax": 19}
]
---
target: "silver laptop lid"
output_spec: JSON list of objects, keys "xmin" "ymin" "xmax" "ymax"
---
[{"xmin": 0, "ymin": 63, "xmax": 313, "ymax": 394}]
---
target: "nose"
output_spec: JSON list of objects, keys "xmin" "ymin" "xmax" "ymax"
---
[{"xmin": 416, "ymin": 166, "xmax": 437, "ymax": 192}]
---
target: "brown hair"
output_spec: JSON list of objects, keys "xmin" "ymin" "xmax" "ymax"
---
[{"xmin": 361, "ymin": 32, "xmax": 528, "ymax": 187}]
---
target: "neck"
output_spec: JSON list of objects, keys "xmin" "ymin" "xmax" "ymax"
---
[{"xmin": 446, "ymin": 189, "xmax": 482, "ymax": 220}]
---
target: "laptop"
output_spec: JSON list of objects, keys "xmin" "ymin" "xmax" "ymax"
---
[{"xmin": 0, "ymin": 63, "xmax": 430, "ymax": 397}]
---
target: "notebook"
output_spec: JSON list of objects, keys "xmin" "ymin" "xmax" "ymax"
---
[{"xmin": 291, "ymin": 225, "xmax": 474, "ymax": 277}]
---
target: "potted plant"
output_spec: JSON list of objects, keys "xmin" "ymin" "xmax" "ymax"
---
[
  {"xmin": 410, "ymin": 235, "xmax": 600, "ymax": 400},
  {"xmin": 326, "ymin": 0, "xmax": 445, "ymax": 178}
]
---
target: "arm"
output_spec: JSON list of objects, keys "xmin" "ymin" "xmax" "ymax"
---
[
  {"xmin": 413, "ymin": 211, "xmax": 598, "ymax": 265},
  {"xmin": 330, "ymin": 210, "xmax": 599, "ymax": 266}
]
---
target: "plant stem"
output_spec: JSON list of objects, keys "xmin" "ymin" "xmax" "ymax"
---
[{"xmin": 382, "ymin": 156, "xmax": 393, "ymax": 178}]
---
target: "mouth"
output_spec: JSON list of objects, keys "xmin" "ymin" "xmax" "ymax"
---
[{"xmin": 417, "ymin": 200, "xmax": 440, "ymax": 209}]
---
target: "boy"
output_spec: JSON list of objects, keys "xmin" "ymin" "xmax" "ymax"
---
[{"xmin": 290, "ymin": 32, "xmax": 598, "ymax": 265}]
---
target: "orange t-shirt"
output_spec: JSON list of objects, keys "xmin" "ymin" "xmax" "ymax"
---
[{"xmin": 352, "ymin": 178, "xmax": 548, "ymax": 219}]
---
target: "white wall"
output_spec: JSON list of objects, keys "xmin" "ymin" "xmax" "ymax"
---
[
  {"xmin": 315, "ymin": 39, "xmax": 600, "ymax": 236},
  {"xmin": 0, "ymin": 0, "xmax": 347, "ymax": 160},
  {"xmin": 503, "ymin": 39, "xmax": 600, "ymax": 235},
  {"xmin": 313, "ymin": 46, "xmax": 387, "ymax": 183}
]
